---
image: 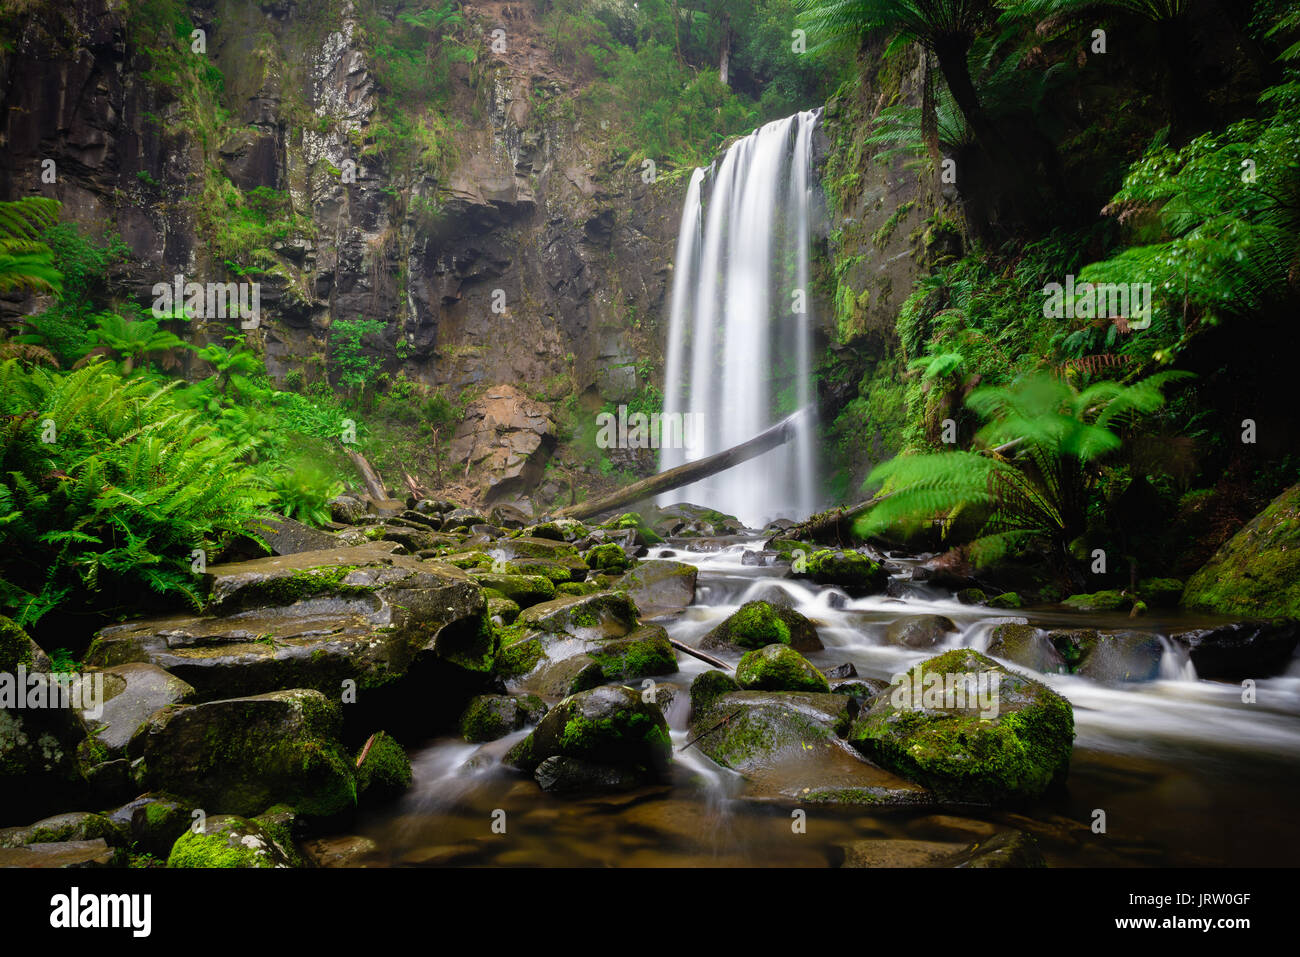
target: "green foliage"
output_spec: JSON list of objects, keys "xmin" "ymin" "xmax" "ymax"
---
[
  {"xmin": 857, "ymin": 371, "xmax": 1190, "ymax": 571},
  {"xmin": 1074, "ymin": 75, "xmax": 1300, "ymax": 364},
  {"xmin": 264, "ymin": 461, "xmax": 344, "ymax": 526},
  {"xmin": 0, "ymin": 359, "xmax": 272, "ymax": 627},
  {"xmin": 0, "ymin": 197, "xmax": 62, "ymax": 296},
  {"xmin": 329, "ymin": 318, "xmax": 387, "ymax": 392}
]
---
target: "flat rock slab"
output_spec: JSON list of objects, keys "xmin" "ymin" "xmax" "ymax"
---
[
  {"xmin": 78, "ymin": 662, "xmax": 195, "ymax": 754},
  {"xmin": 0, "ymin": 839, "xmax": 114, "ymax": 868}
]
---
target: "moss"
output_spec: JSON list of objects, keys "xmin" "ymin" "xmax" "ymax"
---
[
  {"xmin": 849, "ymin": 649, "xmax": 1075, "ymax": 804},
  {"xmin": 355, "ymin": 730, "xmax": 412, "ymax": 796},
  {"xmin": 557, "ymin": 580, "xmax": 602, "ymax": 596},
  {"xmin": 689, "ymin": 670, "xmax": 740, "ymax": 716},
  {"xmin": 802, "ymin": 549, "xmax": 888, "ymax": 591},
  {"xmin": 589, "ymin": 628, "xmax": 677, "ymax": 681},
  {"xmin": 986, "ymin": 592, "xmax": 1023, "ymax": 609},
  {"xmin": 219, "ymin": 564, "xmax": 374, "ymax": 611},
  {"xmin": 735, "ymin": 645, "xmax": 830, "ymax": 693},
  {"xmin": 1183, "ymin": 482, "xmax": 1300, "ymax": 619},
  {"xmin": 0, "ymin": 616, "xmax": 34, "ymax": 673},
  {"xmin": 585, "ymin": 542, "xmax": 630, "ymax": 572},
  {"xmin": 1137, "ymin": 578, "xmax": 1183, "ymax": 607},
  {"xmin": 166, "ymin": 818, "xmax": 283, "ymax": 868},
  {"xmin": 1061, "ymin": 590, "xmax": 1130, "ymax": 612},
  {"xmin": 495, "ymin": 636, "xmax": 543, "ymax": 677}
]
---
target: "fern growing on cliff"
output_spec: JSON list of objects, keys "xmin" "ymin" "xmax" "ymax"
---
[{"xmin": 857, "ymin": 370, "xmax": 1190, "ymax": 576}]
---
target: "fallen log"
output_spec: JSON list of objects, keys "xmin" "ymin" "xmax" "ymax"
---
[
  {"xmin": 554, "ymin": 407, "xmax": 810, "ymax": 521},
  {"xmin": 345, "ymin": 448, "xmax": 388, "ymax": 502},
  {"xmin": 668, "ymin": 638, "xmax": 731, "ymax": 671},
  {"xmin": 773, "ymin": 493, "xmax": 889, "ymax": 546}
]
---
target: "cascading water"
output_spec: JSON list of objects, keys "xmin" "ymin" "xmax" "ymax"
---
[{"xmin": 659, "ymin": 110, "xmax": 821, "ymax": 529}]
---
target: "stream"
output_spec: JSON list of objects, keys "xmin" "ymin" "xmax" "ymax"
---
[{"xmin": 340, "ymin": 539, "xmax": 1300, "ymax": 867}]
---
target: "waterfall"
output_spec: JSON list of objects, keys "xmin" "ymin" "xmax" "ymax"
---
[{"xmin": 658, "ymin": 110, "xmax": 821, "ymax": 529}]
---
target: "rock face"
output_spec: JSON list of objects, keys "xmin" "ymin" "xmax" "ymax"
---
[
  {"xmin": 128, "ymin": 689, "xmax": 356, "ymax": 818},
  {"xmin": 1182, "ymin": 482, "xmax": 1300, "ymax": 620},
  {"xmin": 0, "ymin": 0, "xmax": 681, "ymax": 505},
  {"xmin": 449, "ymin": 386, "xmax": 556, "ymax": 504},
  {"xmin": 85, "ymin": 543, "xmax": 492, "ymax": 704},
  {"xmin": 848, "ymin": 649, "xmax": 1075, "ymax": 804}
]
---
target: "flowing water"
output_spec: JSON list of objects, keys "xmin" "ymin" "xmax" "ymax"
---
[
  {"xmin": 658, "ymin": 111, "xmax": 821, "ymax": 528},
  {"xmin": 345, "ymin": 540, "xmax": 1300, "ymax": 867}
]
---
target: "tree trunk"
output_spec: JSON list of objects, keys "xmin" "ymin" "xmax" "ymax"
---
[
  {"xmin": 553, "ymin": 408, "xmax": 808, "ymax": 521},
  {"xmin": 345, "ymin": 448, "xmax": 388, "ymax": 502}
]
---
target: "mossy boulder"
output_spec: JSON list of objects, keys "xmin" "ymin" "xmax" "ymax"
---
[
  {"xmin": 735, "ymin": 644, "xmax": 830, "ymax": 693},
  {"xmin": 986, "ymin": 593, "xmax": 1023, "ymax": 609},
  {"xmin": 796, "ymin": 549, "xmax": 889, "ymax": 593},
  {"xmin": 686, "ymin": 690, "xmax": 853, "ymax": 773},
  {"xmin": 487, "ymin": 595, "xmax": 521, "ymax": 623},
  {"xmin": 689, "ymin": 670, "xmax": 740, "ymax": 717},
  {"xmin": 469, "ymin": 571, "xmax": 556, "ymax": 607},
  {"xmin": 355, "ymin": 730, "xmax": 412, "ymax": 804},
  {"xmin": 885, "ymin": 614, "xmax": 958, "ymax": 649},
  {"xmin": 504, "ymin": 685, "xmax": 672, "ymax": 786},
  {"xmin": 1061, "ymin": 590, "xmax": 1131, "ymax": 612},
  {"xmin": 516, "ymin": 591, "xmax": 640, "ymax": 639},
  {"xmin": 1182, "ymin": 482, "xmax": 1300, "ymax": 619},
  {"xmin": 986, "ymin": 623, "xmax": 1067, "ymax": 674},
  {"xmin": 459, "ymin": 694, "xmax": 548, "ymax": 742},
  {"xmin": 847, "ymin": 649, "xmax": 1075, "ymax": 804},
  {"xmin": 106, "ymin": 793, "xmax": 193, "ymax": 857},
  {"xmin": 129, "ymin": 689, "xmax": 357, "ymax": 818},
  {"xmin": 588, "ymin": 624, "xmax": 678, "ymax": 681},
  {"xmin": 501, "ymin": 558, "xmax": 578, "ymax": 584},
  {"xmin": 584, "ymin": 542, "xmax": 631, "ymax": 573},
  {"xmin": 618, "ymin": 559, "xmax": 698, "ymax": 619},
  {"xmin": 699, "ymin": 600, "xmax": 822, "ymax": 652},
  {"xmin": 1136, "ymin": 578, "xmax": 1183, "ymax": 608},
  {"xmin": 0, "ymin": 811, "xmax": 127, "ymax": 849},
  {"xmin": 166, "ymin": 814, "xmax": 296, "ymax": 868}
]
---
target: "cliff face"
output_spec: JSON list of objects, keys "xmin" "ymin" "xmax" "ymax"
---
[{"xmin": 0, "ymin": 0, "xmax": 679, "ymax": 407}]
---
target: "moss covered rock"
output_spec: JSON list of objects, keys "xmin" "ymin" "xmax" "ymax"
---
[
  {"xmin": 517, "ymin": 591, "xmax": 640, "ymax": 639},
  {"xmin": 689, "ymin": 670, "xmax": 740, "ymax": 717},
  {"xmin": 584, "ymin": 542, "xmax": 631, "ymax": 573},
  {"xmin": 687, "ymin": 690, "xmax": 853, "ymax": 773},
  {"xmin": 588, "ymin": 624, "xmax": 678, "ymax": 681},
  {"xmin": 986, "ymin": 623, "xmax": 1067, "ymax": 674},
  {"xmin": 469, "ymin": 571, "xmax": 556, "ymax": 607},
  {"xmin": 699, "ymin": 600, "xmax": 822, "ymax": 652},
  {"xmin": 458, "ymin": 694, "xmax": 548, "ymax": 742},
  {"xmin": 355, "ymin": 730, "xmax": 412, "ymax": 803},
  {"xmin": 617, "ymin": 559, "xmax": 698, "ymax": 619},
  {"xmin": 166, "ymin": 814, "xmax": 296, "ymax": 868},
  {"xmin": 797, "ymin": 549, "xmax": 889, "ymax": 593},
  {"xmin": 1137, "ymin": 578, "xmax": 1183, "ymax": 608},
  {"xmin": 1182, "ymin": 483, "xmax": 1300, "ymax": 619},
  {"xmin": 504, "ymin": 685, "xmax": 671, "ymax": 783},
  {"xmin": 986, "ymin": 592, "xmax": 1023, "ymax": 609},
  {"xmin": 848, "ymin": 649, "xmax": 1074, "ymax": 804},
  {"xmin": 129, "ymin": 689, "xmax": 357, "ymax": 818},
  {"xmin": 1061, "ymin": 590, "xmax": 1131, "ymax": 612},
  {"xmin": 735, "ymin": 644, "xmax": 830, "ymax": 693}
]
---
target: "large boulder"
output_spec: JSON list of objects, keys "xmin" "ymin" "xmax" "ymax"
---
[
  {"xmin": 516, "ymin": 591, "xmax": 639, "ymax": 639},
  {"xmin": 795, "ymin": 549, "xmax": 889, "ymax": 593},
  {"xmin": 1182, "ymin": 482, "xmax": 1300, "ymax": 619},
  {"xmin": 448, "ymin": 385, "xmax": 555, "ymax": 504},
  {"xmin": 85, "ymin": 542, "xmax": 493, "ymax": 701},
  {"xmin": 504, "ymin": 685, "xmax": 671, "ymax": 788},
  {"xmin": 1169, "ymin": 620, "xmax": 1299, "ymax": 679},
  {"xmin": 128, "ymin": 689, "xmax": 356, "ymax": 818},
  {"xmin": 618, "ymin": 560, "xmax": 697, "ymax": 619},
  {"xmin": 459, "ymin": 693, "xmax": 548, "ymax": 742},
  {"xmin": 1048, "ymin": 629, "xmax": 1163, "ymax": 682},
  {"xmin": 699, "ymin": 601, "xmax": 823, "ymax": 653},
  {"xmin": 986, "ymin": 624, "xmax": 1067, "ymax": 674},
  {"xmin": 586, "ymin": 624, "xmax": 678, "ymax": 682},
  {"xmin": 847, "ymin": 649, "xmax": 1075, "ymax": 804}
]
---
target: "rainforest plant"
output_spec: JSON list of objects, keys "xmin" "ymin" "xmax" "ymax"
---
[
  {"xmin": 856, "ymin": 370, "xmax": 1190, "ymax": 581},
  {"xmin": 0, "ymin": 358, "xmax": 272, "ymax": 628}
]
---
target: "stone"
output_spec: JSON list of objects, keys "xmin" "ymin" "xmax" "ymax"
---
[
  {"xmin": 1169, "ymin": 620, "xmax": 1299, "ymax": 679},
  {"xmin": 699, "ymin": 601, "xmax": 822, "ymax": 653},
  {"xmin": 885, "ymin": 614, "xmax": 958, "ymax": 649},
  {"xmin": 734, "ymin": 644, "xmax": 830, "ymax": 693},
  {"xmin": 167, "ymin": 814, "xmax": 297, "ymax": 868},
  {"xmin": 617, "ymin": 559, "xmax": 698, "ymax": 619},
  {"xmin": 77, "ymin": 663, "xmax": 195, "ymax": 756},
  {"xmin": 449, "ymin": 385, "xmax": 555, "ymax": 504}
]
